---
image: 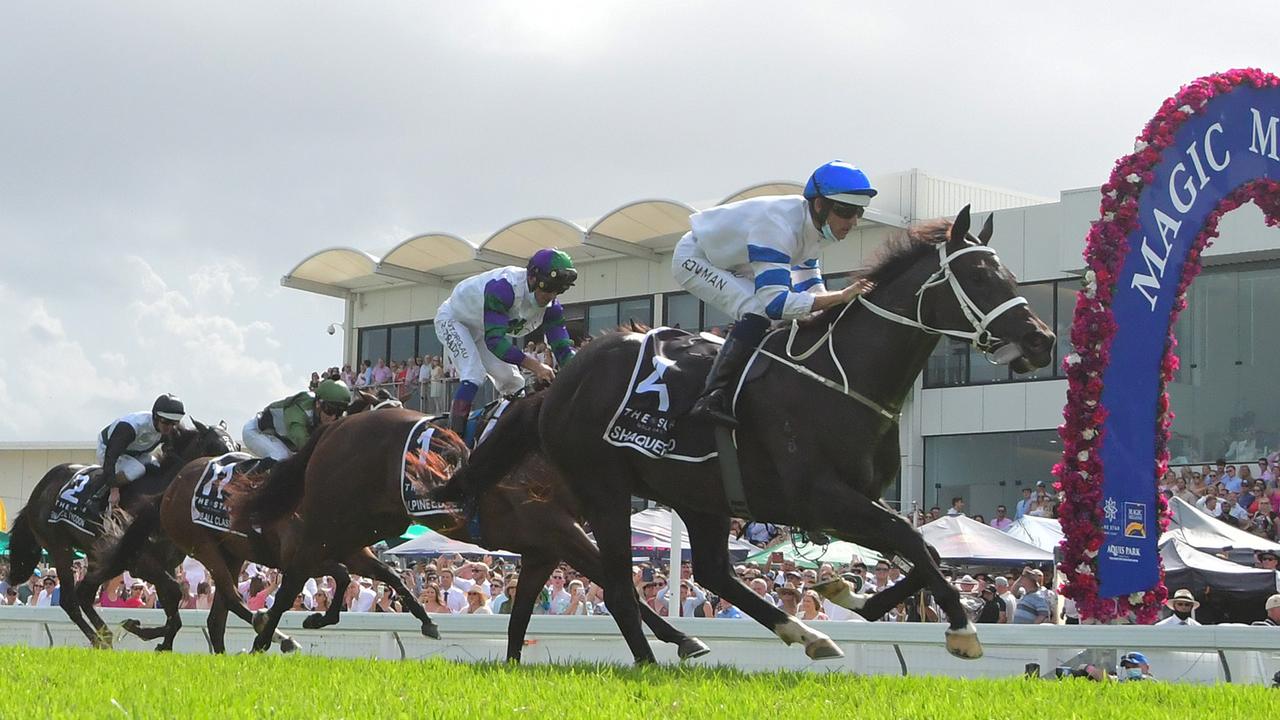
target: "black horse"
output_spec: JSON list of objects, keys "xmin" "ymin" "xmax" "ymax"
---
[
  {"xmin": 438, "ymin": 206, "xmax": 1055, "ymax": 662},
  {"xmin": 4, "ymin": 420, "xmax": 240, "ymax": 649}
]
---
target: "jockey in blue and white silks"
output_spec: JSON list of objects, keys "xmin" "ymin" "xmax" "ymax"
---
[
  {"xmin": 87, "ymin": 393, "xmax": 188, "ymax": 506},
  {"xmin": 671, "ymin": 160, "xmax": 878, "ymax": 427},
  {"xmin": 434, "ymin": 248, "xmax": 577, "ymax": 438}
]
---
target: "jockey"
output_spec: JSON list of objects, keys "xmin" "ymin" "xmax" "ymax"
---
[
  {"xmin": 243, "ymin": 379, "xmax": 352, "ymax": 460},
  {"xmin": 88, "ymin": 393, "xmax": 187, "ymax": 506},
  {"xmin": 672, "ymin": 160, "xmax": 878, "ymax": 427},
  {"xmin": 434, "ymin": 248, "xmax": 577, "ymax": 438}
]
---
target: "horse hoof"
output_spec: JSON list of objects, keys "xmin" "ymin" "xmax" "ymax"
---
[
  {"xmin": 945, "ymin": 622, "xmax": 984, "ymax": 660},
  {"xmin": 120, "ymin": 619, "xmax": 141, "ymax": 634},
  {"xmin": 252, "ymin": 611, "xmax": 268, "ymax": 634},
  {"xmin": 810, "ymin": 579, "xmax": 868, "ymax": 610},
  {"xmin": 677, "ymin": 637, "xmax": 711, "ymax": 660},
  {"xmin": 302, "ymin": 613, "xmax": 325, "ymax": 630},
  {"xmin": 421, "ymin": 622, "xmax": 440, "ymax": 640},
  {"xmin": 280, "ymin": 637, "xmax": 299, "ymax": 654},
  {"xmin": 805, "ymin": 637, "xmax": 844, "ymax": 660},
  {"xmin": 154, "ymin": 644, "xmax": 172, "ymax": 653}
]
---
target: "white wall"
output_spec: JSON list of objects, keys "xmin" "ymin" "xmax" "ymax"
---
[{"xmin": 0, "ymin": 445, "xmax": 97, "ymax": 522}]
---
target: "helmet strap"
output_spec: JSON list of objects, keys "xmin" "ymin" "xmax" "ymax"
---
[{"xmin": 809, "ymin": 197, "xmax": 831, "ymax": 233}]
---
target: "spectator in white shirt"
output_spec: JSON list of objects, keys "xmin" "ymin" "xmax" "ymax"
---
[
  {"xmin": 1155, "ymin": 588, "xmax": 1201, "ymax": 626},
  {"xmin": 348, "ymin": 578, "xmax": 377, "ymax": 612},
  {"xmin": 438, "ymin": 570, "xmax": 468, "ymax": 613},
  {"xmin": 1014, "ymin": 488, "xmax": 1033, "ymax": 519},
  {"xmin": 1196, "ymin": 493, "xmax": 1223, "ymax": 518},
  {"xmin": 946, "ymin": 497, "xmax": 966, "ymax": 517},
  {"xmin": 463, "ymin": 586, "xmax": 493, "ymax": 614}
]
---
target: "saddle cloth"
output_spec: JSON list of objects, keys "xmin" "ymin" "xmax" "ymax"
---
[
  {"xmin": 48, "ymin": 466, "xmax": 104, "ymax": 532},
  {"xmin": 191, "ymin": 453, "xmax": 275, "ymax": 536},
  {"xmin": 401, "ymin": 417, "xmax": 463, "ymax": 518},
  {"xmin": 603, "ymin": 327, "xmax": 753, "ymax": 463}
]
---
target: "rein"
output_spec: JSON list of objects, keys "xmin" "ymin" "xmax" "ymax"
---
[{"xmin": 763, "ymin": 243, "xmax": 1027, "ymax": 421}]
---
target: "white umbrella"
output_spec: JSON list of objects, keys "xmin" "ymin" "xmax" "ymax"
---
[
  {"xmin": 920, "ymin": 515, "xmax": 1053, "ymax": 564},
  {"xmin": 385, "ymin": 528, "xmax": 520, "ymax": 558},
  {"xmin": 1004, "ymin": 516, "xmax": 1064, "ymax": 553},
  {"xmin": 1163, "ymin": 496, "xmax": 1280, "ymax": 553}
]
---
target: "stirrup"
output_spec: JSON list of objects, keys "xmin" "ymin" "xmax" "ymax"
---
[{"xmin": 690, "ymin": 392, "xmax": 738, "ymax": 428}]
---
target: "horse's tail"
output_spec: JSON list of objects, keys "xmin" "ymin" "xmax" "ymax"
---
[
  {"xmin": 431, "ymin": 393, "xmax": 543, "ymax": 504},
  {"xmin": 4, "ymin": 511, "xmax": 43, "ymax": 586},
  {"xmin": 227, "ymin": 422, "xmax": 334, "ymax": 529},
  {"xmin": 92, "ymin": 504, "xmax": 153, "ymax": 577}
]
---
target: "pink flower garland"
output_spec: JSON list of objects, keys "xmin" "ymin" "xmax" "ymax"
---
[{"xmin": 1054, "ymin": 68, "xmax": 1280, "ymax": 623}]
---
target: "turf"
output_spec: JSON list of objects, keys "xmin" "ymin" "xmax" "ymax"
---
[{"xmin": 0, "ymin": 646, "xmax": 1272, "ymax": 719}]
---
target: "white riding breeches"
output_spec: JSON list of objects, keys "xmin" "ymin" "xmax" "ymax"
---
[
  {"xmin": 94, "ymin": 444, "xmax": 149, "ymax": 483},
  {"xmin": 672, "ymin": 231, "xmax": 764, "ymax": 320},
  {"xmin": 433, "ymin": 310, "xmax": 527, "ymax": 396},
  {"xmin": 242, "ymin": 417, "xmax": 292, "ymax": 460}
]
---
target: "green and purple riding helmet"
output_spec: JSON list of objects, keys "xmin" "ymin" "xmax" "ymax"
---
[{"xmin": 527, "ymin": 248, "xmax": 577, "ymax": 294}]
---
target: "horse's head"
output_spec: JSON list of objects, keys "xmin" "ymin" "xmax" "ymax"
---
[
  {"xmin": 168, "ymin": 419, "xmax": 241, "ymax": 464},
  {"xmin": 923, "ymin": 205, "xmax": 1055, "ymax": 374},
  {"xmin": 348, "ymin": 388, "xmax": 402, "ymax": 414}
]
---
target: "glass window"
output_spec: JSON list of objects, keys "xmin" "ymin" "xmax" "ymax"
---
[
  {"xmin": 389, "ymin": 325, "xmax": 416, "ymax": 364},
  {"xmin": 665, "ymin": 293, "xmax": 700, "ymax": 331},
  {"xmin": 923, "ymin": 430, "xmax": 1061, "ymax": 520},
  {"xmin": 417, "ymin": 322, "xmax": 442, "ymax": 360},
  {"xmin": 967, "ymin": 346, "xmax": 1012, "ymax": 383},
  {"xmin": 925, "ymin": 337, "xmax": 969, "ymax": 387},
  {"xmin": 562, "ymin": 303, "xmax": 587, "ymax": 343},
  {"xmin": 1168, "ymin": 265, "xmax": 1280, "ymax": 467},
  {"xmin": 825, "ymin": 273, "xmax": 852, "ymax": 291},
  {"xmin": 1054, "ymin": 282, "xmax": 1078, "ymax": 377},
  {"xmin": 619, "ymin": 297, "xmax": 653, "ymax": 329},
  {"xmin": 587, "ymin": 302, "xmax": 619, "ymax": 336},
  {"xmin": 358, "ymin": 327, "xmax": 387, "ymax": 365},
  {"xmin": 702, "ymin": 302, "xmax": 733, "ymax": 334}
]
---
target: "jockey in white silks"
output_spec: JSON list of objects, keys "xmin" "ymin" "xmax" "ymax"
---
[{"xmin": 672, "ymin": 160, "xmax": 878, "ymax": 427}]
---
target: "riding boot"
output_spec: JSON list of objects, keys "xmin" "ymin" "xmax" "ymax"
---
[
  {"xmin": 448, "ymin": 380, "xmax": 480, "ymax": 444},
  {"xmin": 689, "ymin": 313, "xmax": 770, "ymax": 428},
  {"xmin": 87, "ymin": 478, "xmax": 111, "ymax": 514}
]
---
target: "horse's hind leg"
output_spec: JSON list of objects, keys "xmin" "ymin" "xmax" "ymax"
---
[
  {"xmin": 558, "ymin": 531, "xmax": 709, "ymax": 660},
  {"xmin": 250, "ymin": 569, "xmax": 307, "ymax": 653},
  {"xmin": 581, "ymin": 500, "xmax": 657, "ymax": 664},
  {"xmin": 304, "ymin": 560, "xmax": 352, "ymax": 630},
  {"xmin": 682, "ymin": 509, "xmax": 841, "ymax": 660},
  {"xmin": 126, "ymin": 551, "xmax": 183, "ymax": 651},
  {"xmin": 207, "ymin": 591, "xmax": 229, "ymax": 654},
  {"xmin": 343, "ymin": 553, "xmax": 438, "ymax": 640},
  {"xmin": 51, "ymin": 548, "xmax": 106, "ymax": 648},
  {"xmin": 503, "ymin": 553, "xmax": 556, "ymax": 662}
]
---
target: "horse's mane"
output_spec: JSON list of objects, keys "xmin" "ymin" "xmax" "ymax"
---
[{"xmin": 802, "ymin": 219, "xmax": 951, "ymax": 328}]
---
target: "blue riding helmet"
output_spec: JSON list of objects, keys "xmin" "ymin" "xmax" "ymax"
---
[
  {"xmin": 1120, "ymin": 652, "xmax": 1149, "ymax": 666},
  {"xmin": 803, "ymin": 161, "xmax": 877, "ymax": 206}
]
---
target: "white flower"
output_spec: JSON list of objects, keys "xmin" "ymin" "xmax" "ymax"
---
[
  {"xmin": 1125, "ymin": 173, "xmax": 1142, "ymax": 184},
  {"xmin": 1065, "ymin": 353, "xmax": 1081, "ymax": 366},
  {"xmin": 1077, "ymin": 451, "xmax": 1090, "ymax": 462},
  {"xmin": 1082, "ymin": 428, "xmax": 1096, "ymax": 440},
  {"xmin": 1178, "ymin": 104, "xmax": 1194, "ymax": 115},
  {"xmin": 1075, "ymin": 563, "xmax": 1094, "ymax": 575},
  {"xmin": 1084, "ymin": 284, "xmax": 1096, "ymax": 299},
  {"xmin": 1129, "ymin": 591, "xmax": 1146, "ymax": 604},
  {"xmin": 1103, "ymin": 212, "xmax": 1115, "ymax": 222},
  {"xmin": 1079, "ymin": 471, "xmax": 1089, "ymax": 479},
  {"xmin": 1134, "ymin": 140, "xmax": 1149, "ymax": 152},
  {"xmin": 1085, "ymin": 399, "xmax": 1097, "ymax": 407},
  {"xmin": 1084, "ymin": 269, "xmax": 1097, "ymax": 285},
  {"xmin": 1106, "ymin": 189, "xmax": 1118, "ymax": 199}
]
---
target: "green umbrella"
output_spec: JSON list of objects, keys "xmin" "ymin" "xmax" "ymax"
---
[
  {"xmin": 0, "ymin": 531, "xmax": 8, "ymax": 556},
  {"xmin": 400, "ymin": 524, "xmax": 428, "ymax": 540},
  {"xmin": 745, "ymin": 540, "xmax": 884, "ymax": 569}
]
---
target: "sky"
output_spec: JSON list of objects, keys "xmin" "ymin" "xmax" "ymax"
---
[{"xmin": 2, "ymin": 2, "xmax": 1278, "ymax": 442}]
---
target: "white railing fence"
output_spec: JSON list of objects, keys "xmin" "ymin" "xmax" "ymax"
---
[{"xmin": 3, "ymin": 608, "xmax": 1278, "ymax": 684}]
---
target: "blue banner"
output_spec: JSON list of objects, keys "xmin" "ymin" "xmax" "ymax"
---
[{"xmin": 1098, "ymin": 87, "xmax": 1280, "ymax": 596}]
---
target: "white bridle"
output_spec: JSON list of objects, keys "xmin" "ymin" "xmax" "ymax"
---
[
  {"xmin": 766, "ymin": 241, "xmax": 1030, "ymax": 421},
  {"xmin": 855, "ymin": 242, "xmax": 1028, "ymax": 353}
]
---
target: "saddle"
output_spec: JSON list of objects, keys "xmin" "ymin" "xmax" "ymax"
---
[{"xmin": 603, "ymin": 327, "xmax": 766, "ymax": 462}]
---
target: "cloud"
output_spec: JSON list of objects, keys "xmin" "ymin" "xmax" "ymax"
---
[
  {"xmin": 0, "ymin": 260, "xmax": 299, "ymax": 442},
  {"xmin": 0, "ymin": 286, "xmax": 139, "ymax": 439}
]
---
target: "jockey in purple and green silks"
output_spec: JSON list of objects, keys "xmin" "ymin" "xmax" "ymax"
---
[{"xmin": 434, "ymin": 248, "xmax": 578, "ymax": 438}]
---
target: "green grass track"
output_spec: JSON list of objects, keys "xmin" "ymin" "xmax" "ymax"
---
[{"xmin": 0, "ymin": 646, "xmax": 1272, "ymax": 719}]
